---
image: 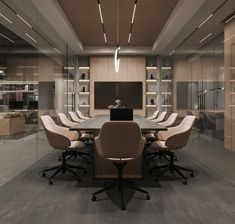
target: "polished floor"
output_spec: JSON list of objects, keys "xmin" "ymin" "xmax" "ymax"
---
[{"xmin": 1, "ymin": 147, "xmax": 235, "ymax": 224}]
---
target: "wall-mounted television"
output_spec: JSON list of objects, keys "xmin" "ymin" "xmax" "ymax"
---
[{"xmin": 94, "ymin": 81, "xmax": 143, "ymax": 109}]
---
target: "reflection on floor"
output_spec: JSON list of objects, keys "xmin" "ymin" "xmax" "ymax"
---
[
  {"xmin": 1, "ymin": 150, "xmax": 235, "ymax": 223},
  {"xmin": 0, "ymin": 131, "xmax": 52, "ymax": 187},
  {"xmin": 185, "ymin": 129, "xmax": 235, "ymax": 185}
]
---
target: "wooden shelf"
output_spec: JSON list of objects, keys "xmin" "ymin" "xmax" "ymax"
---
[
  {"xmin": 78, "ymin": 92, "xmax": 90, "ymax": 95},
  {"xmin": 79, "ymin": 105, "xmax": 90, "ymax": 108},
  {"xmin": 0, "ymin": 81, "xmax": 38, "ymax": 84},
  {"xmin": 161, "ymin": 79, "xmax": 172, "ymax": 82},
  {"xmin": 146, "ymin": 105, "xmax": 157, "ymax": 108},
  {"xmin": 64, "ymin": 105, "xmax": 73, "ymax": 107},
  {"xmin": 78, "ymin": 79, "xmax": 90, "ymax": 83},
  {"xmin": 146, "ymin": 92, "xmax": 157, "ymax": 95},
  {"xmin": 0, "ymin": 90, "xmax": 37, "ymax": 93},
  {"xmin": 161, "ymin": 92, "xmax": 172, "ymax": 95},
  {"xmin": 78, "ymin": 66, "xmax": 90, "ymax": 70},
  {"xmin": 146, "ymin": 66, "xmax": 157, "ymax": 70},
  {"xmin": 162, "ymin": 105, "xmax": 172, "ymax": 107},
  {"xmin": 229, "ymin": 92, "xmax": 235, "ymax": 94},
  {"xmin": 146, "ymin": 79, "xmax": 157, "ymax": 83},
  {"xmin": 64, "ymin": 79, "xmax": 74, "ymax": 82},
  {"xmin": 64, "ymin": 92, "xmax": 74, "ymax": 94}
]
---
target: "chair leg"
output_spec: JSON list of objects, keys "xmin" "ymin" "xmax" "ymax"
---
[
  {"xmin": 92, "ymin": 182, "xmax": 117, "ymax": 201},
  {"xmin": 124, "ymin": 183, "xmax": 150, "ymax": 200}
]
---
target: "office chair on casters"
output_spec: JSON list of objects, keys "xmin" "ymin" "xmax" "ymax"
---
[
  {"xmin": 146, "ymin": 110, "xmax": 159, "ymax": 120},
  {"xmin": 40, "ymin": 115, "xmax": 88, "ymax": 185},
  {"xmin": 92, "ymin": 121, "xmax": 150, "ymax": 210},
  {"xmin": 149, "ymin": 115, "xmax": 196, "ymax": 185},
  {"xmin": 76, "ymin": 110, "xmax": 90, "ymax": 120},
  {"xmin": 152, "ymin": 111, "xmax": 167, "ymax": 123}
]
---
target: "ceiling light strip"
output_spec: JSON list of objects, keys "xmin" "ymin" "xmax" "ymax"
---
[
  {"xmin": 198, "ymin": 13, "xmax": 213, "ymax": 28},
  {"xmin": 199, "ymin": 33, "xmax": 212, "ymax": 43},
  {"xmin": 0, "ymin": 33, "xmax": 15, "ymax": 43},
  {"xmin": 0, "ymin": 13, "xmax": 12, "ymax": 24},
  {"xmin": 97, "ymin": 0, "xmax": 107, "ymax": 44},
  {"xmin": 54, "ymin": 47, "xmax": 61, "ymax": 54},
  {"xmin": 128, "ymin": 0, "xmax": 137, "ymax": 45},
  {"xmin": 16, "ymin": 14, "xmax": 32, "ymax": 28},
  {"xmin": 25, "ymin": 33, "xmax": 37, "ymax": 43},
  {"xmin": 225, "ymin": 14, "xmax": 235, "ymax": 24},
  {"xmin": 169, "ymin": 49, "xmax": 175, "ymax": 56}
]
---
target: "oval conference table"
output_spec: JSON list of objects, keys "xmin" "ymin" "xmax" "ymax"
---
[{"xmin": 70, "ymin": 114, "xmax": 167, "ymax": 179}]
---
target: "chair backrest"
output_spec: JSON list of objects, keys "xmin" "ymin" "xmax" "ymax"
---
[
  {"xmin": 158, "ymin": 113, "xmax": 178, "ymax": 127},
  {"xmin": 157, "ymin": 115, "xmax": 196, "ymax": 150},
  {"xmin": 40, "ymin": 115, "xmax": 79, "ymax": 149},
  {"xmin": 94, "ymin": 121, "xmax": 145, "ymax": 159},
  {"xmin": 57, "ymin": 112, "xmax": 77, "ymax": 128},
  {"xmin": 152, "ymin": 111, "xmax": 167, "ymax": 123},
  {"xmin": 69, "ymin": 111, "xmax": 84, "ymax": 123},
  {"xmin": 146, "ymin": 110, "xmax": 159, "ymax": 120},
  {"xmin": 76, "ymin": 110, "xmax": 89, "ymax": 120}
]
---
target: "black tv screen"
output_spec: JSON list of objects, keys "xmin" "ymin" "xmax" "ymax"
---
[{"xmin": 94, "ymin": 82, "xmax": 143, "ymax": 109}]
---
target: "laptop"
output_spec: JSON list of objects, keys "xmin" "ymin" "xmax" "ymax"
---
[{"xmin": 110, "ymin": 108, "xmax": 133, "ymax": 121}]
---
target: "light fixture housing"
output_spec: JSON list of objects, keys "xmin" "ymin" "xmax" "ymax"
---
[{"xmin": 114, "ymin": 46, "xmax": 120, "ymax": 73}]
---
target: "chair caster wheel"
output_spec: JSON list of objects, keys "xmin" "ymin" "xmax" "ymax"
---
[
  {"xmin": 41, "ymin": 172, "xmax": 46, "ymax": 177},
  {"xmin": 149, "ymin": 170, "xmax": 152, "ymax": 174},
  {"xmin": 49, "ymin": 180, "xmax": 53, "ymax": 185},
  {"xmin": 190, "ymin": 172, "xmax": 194, "ymax": 177},
  {"xmin": 58, "ymin": 157, "xmax": 61, "ymax": 161},
  {"xmin": 83, "ymin": 170, "xmax": 87, "ymax": 174},
  {"xmin": 92, "ymin": 196, "xmax": 96, "ymax": 201},
  {"xmin": 146, "ymin": 194, "xmax": 150, "ymax": 200},
  {"xmin": 121, "ymin": 207, "xmax": 126, "ymax": 211},
  {"xmin": 155, "ymin": 178, "xmax": 159, "ymax": 182},
  {"xmin": 183, "ymin": 180, "xmax": 187, "ymax": 185}
]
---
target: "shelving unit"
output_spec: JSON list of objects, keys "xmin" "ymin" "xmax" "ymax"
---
[
  {"xmin": 78, "ymin": 66, "xmax": 90, "ymax": 115},
  {"xmin": 160, "ymin": 66, "xmax": 173, "ymax": 112},
  {"xmin": 145, "ymin": 65, "xmax": 158, "ymax": 116},
  {"xmin": 0, "ymin": 81, "xmax": 38, "ymax": 112},
  {"xmin": 63, "ymin": 79, "xmax": 75, "ymax": 111}
]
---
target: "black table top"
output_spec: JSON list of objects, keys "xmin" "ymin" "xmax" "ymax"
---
[{"xmin": 69, "ymin": 114, "xmax": 167, "ymax": 132}]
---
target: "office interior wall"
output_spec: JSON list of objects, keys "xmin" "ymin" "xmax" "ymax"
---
[{"xmin": 90, "ymin": 56, "xmax": 146, "ymax": 116}]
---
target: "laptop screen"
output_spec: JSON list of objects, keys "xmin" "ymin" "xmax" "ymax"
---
[{"xmin": 110, "ymin": 108, "xmax": 133, "ymax": 121}]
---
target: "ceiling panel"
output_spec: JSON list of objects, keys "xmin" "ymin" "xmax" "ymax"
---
[{"xmin": 58, "ymin": 0, "xmax": 179, "ymax": 46}]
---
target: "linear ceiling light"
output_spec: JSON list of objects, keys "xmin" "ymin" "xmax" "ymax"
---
[
  {"xmin": 128, "ymin": 0, "xmax": 137, "ymax": 44},
  {"xmin": 199, "ymin": 33, "xmax": 212, "ymax": 43},
  {"xmin": 16, "ymin": 14, "xmax": 32, "ymax": 28},
  {"xmin": 169, "ymin": 49, "xmax": 175, "ymax": 56},
  {"xmin": 225, "ymin": 14, "xmax": 235, "ymax": 24},
  {"xmin": 198, "ymin": 13, "xmax": 213, "ymax": 28},
  {"xmin": 54, "ymin": 47, "xmax": 61, "ymax": 54},
  {"xmin": 0, "ymin": 13, "xmax": 12, "ymax": 24},
  {"xmin": 25, "ymin": 33, "xmax": 37, "ymax": 43},
  {"xmin": 0, "ymin": 33, "xmax": 15, "ymax": 43},
  {"xmin": 97, "ymin": 0, "xmax": 107, "ymax": 44},
  {"xmin": 115, "ymin": 46, "xmax": 120, "ymax": 73}
]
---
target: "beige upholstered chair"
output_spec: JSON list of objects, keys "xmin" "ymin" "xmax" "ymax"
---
[
  {"xmin": 152, "ymin": 111, "xmax": 167, "ymax": 123},
  {"xmin": 158, "ymin": 113, "xmax": 178, "ymax": 128},
  {"xmin": 76, "ymin": 110, "xmax": 90, "ymax": 120},
  {"xmin": 146, "ymin": 110, "xmax": 159, "ymax": 120},
  {"xmin": 149, "ymin": 115, "xmax": 196, "ymax": 185},
  {"xmin": 69, "ymin": 111, "xmax": 84, "ymax": 123},
  {"xmin": 40, "ymin": 115, "xmax": 87, "ymax": 185},
  {"xmin": 92, "ymin": 121, "xmax": 150, "ymax": 210}
]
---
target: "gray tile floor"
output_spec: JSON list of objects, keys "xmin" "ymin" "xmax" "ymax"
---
[{"xmin": 1, "ymin": 147, "xmax": 235, "ymax": 223}]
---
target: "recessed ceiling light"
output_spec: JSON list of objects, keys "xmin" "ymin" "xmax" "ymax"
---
[
  {"xmin": 0, "ymin": 13, "xmax": 12, "ymax": 24},
  {"xmin": 54, "ymin": 47, "xmax": 61, "ymax": 54},
  {"xmin": 199, "ymin": 33, "xmax": 212, "ymax": 43},
  {"xmin": 0, "ymin": 33, "xmax": 15, "ymax": 43},
  {"xmin": 0, "ymin": 70, "xmax": 4, "ymax": 74},
  {"xmin": 169, "ymin": 50, "xmax": 175, "ymax": 55},
  {"xmin": 17, "ymin": 14, "xmax": 32, "ymax": 28},
  {"xmin": 128, "ymin": 33, "xmax": 131, "ymax": 43},
  {"xmin": 198, "ymin": 14, "xmax": 213, "ymax": 28},
  {"xmin": 25, "ymin": 33, "xmax": 37, "ymax": 43},
  {"xmin": 225, "ymin": 14, "xmax": 235, "ymax": 24}
]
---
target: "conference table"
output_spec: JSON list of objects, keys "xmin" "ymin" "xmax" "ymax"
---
[{"xmin": 70, "ymin": 114, "xmax": 167, "ymax": 179}]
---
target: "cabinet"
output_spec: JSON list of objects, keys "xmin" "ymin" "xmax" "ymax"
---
[
  {"xmin": 160, "ymin": 66, "xmax": 173, "ymax": 112},
  {"xmin": 145, "ymin": 66, "xmax": 158, "ymax": 116},
  {"xmin": 78, "ymin": 66, "xmax": 90, "ymax": 115}
]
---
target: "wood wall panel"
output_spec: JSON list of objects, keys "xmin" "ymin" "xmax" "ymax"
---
[{"xmin": 90, "ymin": 56, "xmax": 146, "ymax": 116}]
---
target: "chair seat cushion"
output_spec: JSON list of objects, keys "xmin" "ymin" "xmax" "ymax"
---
[
  {"xmin": 150, "ymin": 140, "xmax": 167, "ymax": 149},
  {"xmin": 69, "ymin": 141, "xmax": 86, "ymax": 149}
]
